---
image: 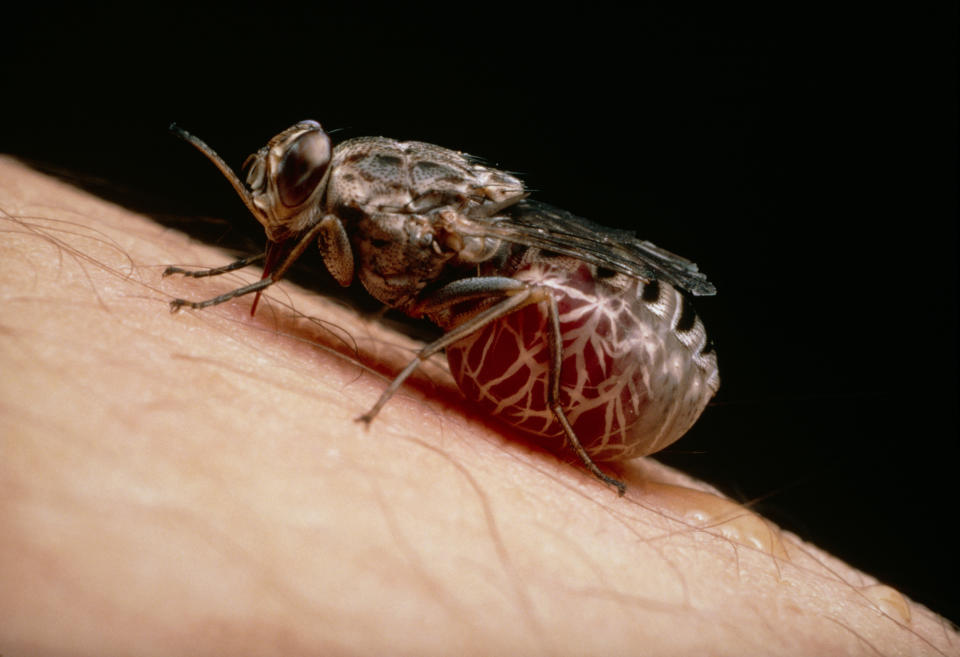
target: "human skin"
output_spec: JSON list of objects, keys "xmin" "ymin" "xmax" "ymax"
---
[{"xmin": 0, "ymin": 157, "xmax": 956, "ymax": 656}]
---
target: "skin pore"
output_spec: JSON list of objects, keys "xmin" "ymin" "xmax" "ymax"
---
[{"xmin": 1, "ymin": 157, "xmax": 956, "ymax": 656}]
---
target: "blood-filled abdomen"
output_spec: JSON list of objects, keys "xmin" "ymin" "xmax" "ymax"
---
[{"xmin": 445, "ymin": 254, "xmax": 719, "ymax": 462}]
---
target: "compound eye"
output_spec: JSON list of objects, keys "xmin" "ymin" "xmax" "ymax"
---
[{"xmin": 276, "ymin": 129, "xmax": 332, "ymax": 207}]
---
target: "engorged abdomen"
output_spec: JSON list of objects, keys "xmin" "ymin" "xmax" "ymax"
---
[{"xmin": 444, "ymin": 258, "xmax": 719, "ymax": 462}]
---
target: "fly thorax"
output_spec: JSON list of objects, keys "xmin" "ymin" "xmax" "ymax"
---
[
  {"xmin": 353, "ymin": 212, "xmax": 455, "ymax": 309},
  {"xmin": 433, "ymin": 210, "xmax": 507, "ymax": 266}
]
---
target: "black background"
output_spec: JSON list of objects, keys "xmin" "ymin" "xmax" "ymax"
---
[{"xmin": 4, "ymin": 5, "xmax": 956, "ymax": 622}]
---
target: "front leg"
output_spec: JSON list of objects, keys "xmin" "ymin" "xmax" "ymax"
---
[
  {"xmin": 163, "ymin": 253, "xmax": 265, "ymax": 279},
  {"xmin": 168, "ymin": 278, "xmax": 275, "ymax": 313},
  {"xmin": 165, "ymin": 253, "xmax": 273, "ymax": 312},
  {"xmin": 164, "ymin": 224, "xmax": 322, "ymax": 315}
]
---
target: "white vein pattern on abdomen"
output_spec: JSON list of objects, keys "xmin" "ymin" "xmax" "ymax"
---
[{"xmin": 445, "ymin": 250, "xmax": 719, "ymax": 462}]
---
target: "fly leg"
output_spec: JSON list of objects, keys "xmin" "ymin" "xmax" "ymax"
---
[
  {"xmin": 164, "ymin": 250, "xmax": 275, "ymax": 312},
  {"xmin": 163, "ymin": 253, "xmax": 265, "ymax": 279},
  {"xmin": 167, "ymin": 278, "xmax": 276, "ymax": 312},
  {"xmin": 164, "ymin": 253, "xmax": 270, "ymax": 311},
  {"xmin": 543, "ymin": 292, "xmax": 627, "ymax": 496},
  {"xmin": 356, "ymin": 276, "xmax": 530, "ymax": 423},
  {"xmin": 164, "ymin": 221, "xmax": 326, "ymax": 315},
  {"xmin": 358, "ymin": 276, "xmax": 627, "ymax": 495}
]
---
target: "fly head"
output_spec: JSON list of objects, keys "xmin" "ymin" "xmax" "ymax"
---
[{"xmin": 242, "ymin": 120, "xmax": 333, "ymax": 243}]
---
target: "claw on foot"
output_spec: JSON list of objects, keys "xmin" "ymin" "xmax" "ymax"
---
[{"xmin": 355, "ymin": 413, "xmax": 374, "ymax": 426}]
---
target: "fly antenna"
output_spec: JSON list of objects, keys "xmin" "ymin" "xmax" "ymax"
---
[{"xmin": 169, "ymin": 123, "xmax": 264, "ymax": 221}]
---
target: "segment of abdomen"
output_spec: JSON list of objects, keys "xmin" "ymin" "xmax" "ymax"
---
[{"xmin": 445, "ymin": 258, "xmax": 720, "ymax": 462}]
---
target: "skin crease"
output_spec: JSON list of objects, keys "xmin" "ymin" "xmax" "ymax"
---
[{"xmin": 0, "ymin": 157, "xmax": 956, "ymax": 656}]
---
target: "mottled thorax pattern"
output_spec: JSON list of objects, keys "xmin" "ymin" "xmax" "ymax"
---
[{"xmin": 323, "ymin": 136, "xmax": 524, "ymax": 310}]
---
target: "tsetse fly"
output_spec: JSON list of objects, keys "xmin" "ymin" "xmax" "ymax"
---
[{"xmin": 165, "ymin": 120, "xmax": 720, "ymax": 495}]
